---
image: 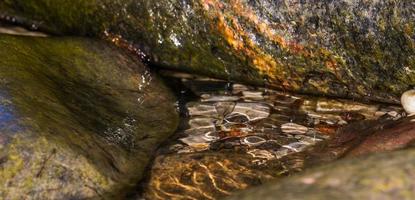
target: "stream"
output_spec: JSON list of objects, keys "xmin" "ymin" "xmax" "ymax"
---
[
  {"xmin": 0, "ymin": 20, "xmax": 412, "ymax": 200},
  {"xmin": 134, "ymin": 70, "xmax": 402, "ymax": 200}
]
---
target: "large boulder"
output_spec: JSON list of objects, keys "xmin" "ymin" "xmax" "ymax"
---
[
  {"xmin": 226, "ymin": 117, "xmax": 415, "ymax": 200},
  {"xmin": 226, "ymin": 147, "xmax": 415, "ymax": 200},
  {"xmin": 1, "ymin": 0, "xmax": 414, "ymax": 103},
  {"xmin": 0, "ymin": 34, "xmax": 179, "ymax": 199}
]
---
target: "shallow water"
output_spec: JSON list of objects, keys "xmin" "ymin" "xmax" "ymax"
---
[
  {"xmin": 0, "ymin": 23, "xmax": 406, "ymax": 199},
  {"xmin": 138, "ymin": 70, "xmax": 402, "ymax": 200}
]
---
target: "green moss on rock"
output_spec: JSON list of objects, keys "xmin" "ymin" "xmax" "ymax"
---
[
  {"xmin": 0, "ymin": 34, "xmax": 179, "ymax": 199},
  {"xmin": 1, "ymin": 0, "xmax": 414, "ymax": 103},
  {"xmin": 226, "ymin": 147, "xmax": 415, "ymax": 200}
]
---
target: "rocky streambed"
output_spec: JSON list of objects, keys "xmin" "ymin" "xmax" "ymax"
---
[
  {"xmin": 1, "ymin": 1, "xmax": 415, "ymax": 200},
  {"xmin": 136, "ymin": 71, "xmax": 405, "ymax": 200}
]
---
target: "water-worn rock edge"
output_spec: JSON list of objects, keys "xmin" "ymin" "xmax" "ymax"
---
[{"xmin": 0, "ymin": 34, "xmax": 179, "ymax": 199}]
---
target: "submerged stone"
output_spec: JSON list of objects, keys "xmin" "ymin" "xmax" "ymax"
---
[
  {"xmin": 0, "ymin": 34, "xmax": 179, "ymax": 199},
  {"xmin": 138, "ymin": 72, "xmax": 403, "ymax": 199},
  {"xmin": 1, "ymin": 0, "xmax": 415, "ymax": 103},
  {"xmin": 141, "ymin": 152, "xmax": 281, "ymax": 200}
]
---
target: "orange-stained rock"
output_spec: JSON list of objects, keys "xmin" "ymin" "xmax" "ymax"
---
[
  {"xmin": 347, "ymin": 117, "xmax": 415, "ymax": 157},
  {"xmin": 1, "ymin": 0, "xmax": 415, "ymax": 103}
]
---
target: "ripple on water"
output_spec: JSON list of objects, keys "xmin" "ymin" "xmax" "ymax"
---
[{"xmin": 140, "ymin": 71, "xmax": 404, "ymax": 200}]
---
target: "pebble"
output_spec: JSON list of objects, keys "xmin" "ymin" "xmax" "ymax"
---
[
  {"xmin": 214, "ymin": 102, "xmax": 236, "ymax": 117},
  {"xmin": 233, "ymin": 103, "xmax": 270, "ymax": 121},
  {"xmin": 247, "ymin": 149, "xmax": 275, "ymax": 160},
  {"xmin": 281, "ymin": 123, "xmax": 309, "ymax": 134},
  {"xmin": 241, "ymin": 136, "xmax": 267, "ymax": 146},
  {"xmin": 282, "ymin": 142, "xmax": 309, "ymax": 152},
  {"xmin": 165, "ymin": 74, "xmax": 402, "ymax": 162},
  {"xmin": 232, "ymin": 84, "xmax": 251, "ymax": 94},
  {"xmin": 188, "ymin": 117, "xmax": 216, "ymax": 128},
  {"xmin": 187, "ymin": 103, "xmax": 217, "ymax": 117},
  {"xmin": 242, "ymin": 91, "xmax": 264, "ymax": 101},
  {"xmin": 179, "ymin": 132, "xmax": 218, "ymax": 150},
  {"xmin": 201, "ymin": 94, "xmax": 240, "ymax": 102},
  {"xmin": 401, "ymin": 90, "xmax": 415, "ymax": 116}
]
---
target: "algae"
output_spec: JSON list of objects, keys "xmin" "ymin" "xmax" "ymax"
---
[{"xmin": 0, "ymin": 34, "xmax": 179, "ymax": 199}]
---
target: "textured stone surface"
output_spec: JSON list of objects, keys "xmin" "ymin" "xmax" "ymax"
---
[
  {"xmin": 0, "ymin": 34, "xmax": 179, "ymax": 199},
  {"xmin": 1, "ymin": 0, "xmax": 414, "ymax": 103},
  {"xmin": 226, "ymin": 147, "xmax": 415, "ymax": 200},
  {"xmin": 346, "ymin": 116, "xmax": 415, "ymax": 156},
  {"xmin": 226, "ymin": 116, "xmax": 415, "ymax": 200}
]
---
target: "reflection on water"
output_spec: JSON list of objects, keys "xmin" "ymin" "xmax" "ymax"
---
[
  {"xmin": 159, "ymin": 75, "xmax": 399, "ymax": 160},
  {"xmin": 138, "ymin": 71, "xmax": 403, "ymax": 200}
]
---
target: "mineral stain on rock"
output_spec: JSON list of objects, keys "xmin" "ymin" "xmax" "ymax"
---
[
  {"xmin": 1, "ymin": 0, "xmax": 414, "ymax": 103},
  {"xmin": 0, "ymin": 1, "xmax": 415, "ymax": 199},
  {"xmin": 0, "ymin": 34, "xmax": 179, "ymax": 199}
]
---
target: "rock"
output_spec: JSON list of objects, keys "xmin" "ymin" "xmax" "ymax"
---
[
  {"xmin": 226, "ymin": 147, "xmax": 415, "ymax": 200},
  {"xmin": 281, "ymin": 123, "xmax": 309, "ymax": 135},
  {"xmin": 347, "ymin": 117, "xmax": 415, "ymax": 157},
  {"xmin": 241, "ymin": 136, "xmax": 267, "ymax": 147},
  {"xmin": 223, "ymin": 115, "xmax": 415, "ymax": 199},
  {"xmin": 401, "ymin": 90, "xmax": 415, "ymax": 116},
  {"xmin": 1, "ymin": 0, "xmax": 415, "ymax": 103},
  {"xmin": 302, "ymin": 115, "xmax": 415, "ymax": 161},
  {"xmin": 0, "ymin": 34, "xmax": 179, "ymax": 199}
]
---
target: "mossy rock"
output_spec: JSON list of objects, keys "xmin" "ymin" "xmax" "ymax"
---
[
  {"xmin": 224, "ymin": 117, "xmax": 415, "ymax": 200},
  {"xmin": 226, "ymin": 147, "xmax": 415, "ymax": 200},
  {"xmin": 1, "ymin": 0, "xmax": 415, "ymax": 103},
  {"xmin": 0, "ymin": 34, "xmax": 179, "ymax": 199}
]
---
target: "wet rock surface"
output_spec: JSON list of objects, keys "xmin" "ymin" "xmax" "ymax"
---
[
  {"xmin": 137, "ymin": 71, "xmax": 402, "ymax": 200},
  {"xmin": 1, "ymin": 0, "xmax": 415, "ymax": 103},
  {"xmin": 219, "ymin": 111, "xmax": 415, "ymax": 200},
  {"xmin": 1, "ymin": 4, "xmax": 415, "ymax": 199},
  {"xmin": 226, "ymin": 118, "xmax": 415, "ymax": 200},
  {"xmin": 0, "ymin": 21, "xmax": 47, "ymax": 37},
  {"xmin": 346, "ymin": 116, "xmax": 415, "ymax": 157},
  {"xmin": 0, "ymin": 34, "xmax": 179, "ymax": 199}
]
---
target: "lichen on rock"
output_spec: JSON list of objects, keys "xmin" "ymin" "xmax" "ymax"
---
[{"xmin": 1, "ymin": 0, "xmax": 414, "ymax": 103}]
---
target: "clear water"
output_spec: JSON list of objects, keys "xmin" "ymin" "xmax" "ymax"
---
[{"xmin": 137, "ymin": 70, "xmax": 403, "ymax": 200}]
